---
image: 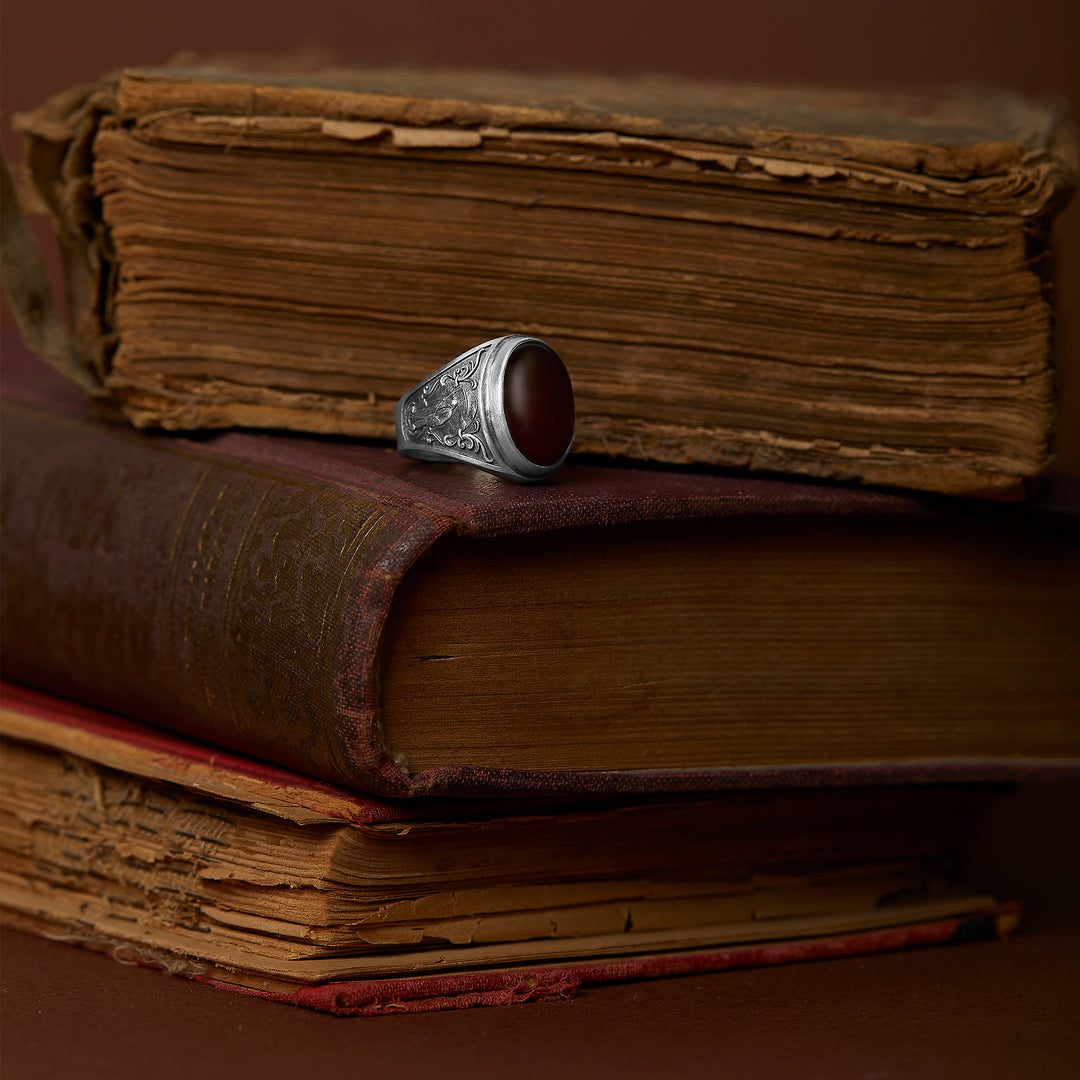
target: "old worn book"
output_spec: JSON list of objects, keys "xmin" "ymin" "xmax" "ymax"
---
[
  {"xmin": 2, "ymin": 344, "xmax": 1078, "ymax": 799},
  {"xmin": 14, "ymin": 64, "xmax": 1078, "ymax": 497},
  {"xmin": 0, "ymin": 683, "xmax": 1022, "ymax": 1014}
]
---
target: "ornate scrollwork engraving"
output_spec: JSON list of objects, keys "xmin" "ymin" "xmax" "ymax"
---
[{"xmin": 402, "ymin": 349, "xmax": 495, "ymax": 463}]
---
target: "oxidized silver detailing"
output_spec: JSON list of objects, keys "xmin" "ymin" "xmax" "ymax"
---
[
  {"xmin": 399, "ymin": 347, "xmax": 496, "ymax": 465},
  {"xmin": 396, "ymin": 334, "xmax": 573, "ymax": 483}
]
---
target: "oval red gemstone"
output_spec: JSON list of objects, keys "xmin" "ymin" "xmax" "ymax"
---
[{"xmin": 503, "ymin": 343, "xmax": 575, "ymax": 467}]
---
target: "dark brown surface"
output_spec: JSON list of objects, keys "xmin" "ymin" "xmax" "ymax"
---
[
  {"xmin": 2, "ymin": 784, "xmax": 1079, "ymax": 1079},
  {"xmin": 2, "ymin": 911, "xmax": 1079, "ymax": 1079}
]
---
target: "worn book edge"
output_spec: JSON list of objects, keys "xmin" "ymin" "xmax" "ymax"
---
[
  {"xmin": 1, "ymin": 680, "xmax": 1019, "ymax": 1011},
  {"xmin": 1, "ymin": 904, "xmax": 1020, "ymax": 1015},
  {"xmin": 8, "ymin": 68, "xmax": 1077, "ymax": 498}
]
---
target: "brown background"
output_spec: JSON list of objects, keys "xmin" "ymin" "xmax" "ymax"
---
[
  {"xmin": 2, "ymin": 5, "xmax": 1079, "ymax": 1076},
  {"xmin": 2, "ymin": 0, "xmax": 1079, "ymax": 475}
]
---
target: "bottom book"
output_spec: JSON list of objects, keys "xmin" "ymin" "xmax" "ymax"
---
[{"xmin": 1, "ymin": 682, "xmax": 1020, "ymax": 1016}]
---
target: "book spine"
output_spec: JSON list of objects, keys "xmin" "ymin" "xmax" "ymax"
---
[{"xmin": 0, "ymin": 396, "xmax": 448, "ymax": 795}]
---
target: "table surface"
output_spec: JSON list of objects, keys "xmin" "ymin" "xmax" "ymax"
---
[
  {"xmin": 3, "ymin": 909, "xmax": 1079, "ymax": 1080},
  {"xmin": 4, "ymin": 784, "xmax": 1080, "ymax": 1080}
]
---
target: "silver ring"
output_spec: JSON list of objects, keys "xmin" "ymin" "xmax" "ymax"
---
[{"xmin": 396, "ymin": 335, "xmax": 575, "ymax": 483}]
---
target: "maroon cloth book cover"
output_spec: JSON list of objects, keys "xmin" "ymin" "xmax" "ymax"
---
[{"xmin": 3, "ymin": 341, "xmax": 1077, "ymax": 797}]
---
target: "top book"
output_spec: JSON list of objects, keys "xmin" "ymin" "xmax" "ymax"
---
[{"xmin": 14, "ymin": 63, "xmax": 1079, "ymax": 497}]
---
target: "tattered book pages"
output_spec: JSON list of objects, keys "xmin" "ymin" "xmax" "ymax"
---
[{"xmin": 14, "ymin": 65, "xmax": 1078, "ymax": 496}]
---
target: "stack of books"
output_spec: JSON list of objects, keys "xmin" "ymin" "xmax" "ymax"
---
[{"xmin": 2, "ymin": 63, "xmax": 1078, "ymax": 1016}]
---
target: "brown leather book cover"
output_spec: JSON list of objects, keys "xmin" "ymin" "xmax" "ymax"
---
[{"xmin": 3, "ymin": 341, "xmax": 1078, "ymax": 797}]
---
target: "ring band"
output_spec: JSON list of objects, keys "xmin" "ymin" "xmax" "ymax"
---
[{"xmin": 396, "ymin": 335, "xmax": 575, "ymax": 482}]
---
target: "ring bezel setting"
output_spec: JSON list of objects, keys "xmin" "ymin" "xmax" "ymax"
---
[{"xmin": 396, "ymin": 335, "xmax": 575, "ymax": 483}]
